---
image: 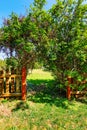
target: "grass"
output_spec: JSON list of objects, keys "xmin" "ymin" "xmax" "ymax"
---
[
  {"xmin": 0, "ymin": 69, "xmax": 87, "ymax": 130},
  {"xmin": 27, "ymin": 69, "xmax": 54, "ymax": 86},
  {"xmin": 27, "ymin": 69, "xmax": 54, "ymax": 80}
]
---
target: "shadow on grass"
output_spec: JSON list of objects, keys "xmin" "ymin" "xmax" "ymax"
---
[
  {"xmin": 76, "ymin": 97, "xmax": 87, "ymax": 105},
  {"xmin": 27, "ymin": 79, "xmax": 73, "ymax": 109},
  {"xmin": 12, "ymin": 101, "xmax": 29, "ymax": 112}
]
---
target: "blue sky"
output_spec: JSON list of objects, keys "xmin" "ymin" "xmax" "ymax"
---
[
  {"xmin": 0, "ymin": 0, "xmax": 56, "ymax": 27},
  {"xmin": 0, "ymin": 0, "xmax": 87, "ymax": 28}
]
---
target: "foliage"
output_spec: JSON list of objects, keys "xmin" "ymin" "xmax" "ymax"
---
[
  {"xmin": 0, "ymin": 12, "xmax": 37, "ymax": 69},
  {"xmin": 0, "ymin": 59, "xmax": 6, "ymax": 69},
  {"xmin": 6, "ymin": 57, "xmax": 19, "ymax": 68},
  {"xmin": 0, "ymin": 0, "xmax": 48, "ymax": 70},
  {"xmin": 0, "ymin": 0, "xmax": 87, "ymax": 91},
  {"xmin": 35, "ymin": 0, "xmax": 87, "ymax": 87}
]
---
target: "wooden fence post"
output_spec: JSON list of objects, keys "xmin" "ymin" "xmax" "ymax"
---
[
  {"xmin": 66, "ymin": 76, "xmax": 73, "ymax": 100},
  {"xmin": 22, "ymin": 66, "xmax": 27, "ymax": 100}
]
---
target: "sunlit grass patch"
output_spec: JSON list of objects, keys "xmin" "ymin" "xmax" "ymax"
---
[
  {"xmin": 27, "ymin": 69, "xmax": 55, "ymax": 92},
  {"xmin": 27, "ymin": 69, "xmax": 54, "ymax": 82}
]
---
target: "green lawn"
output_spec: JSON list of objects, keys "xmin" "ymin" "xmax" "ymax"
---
[
  {"xmin": 0, "ymin": 69, "xmax": 87, "ymax": 130},
  {"xmin": 27, "ymin": 69, "xmax": 54, "ymax": 86},
  {"xmin": 27, "ymin": 69, "xmax": 54, "ymax": 80}
]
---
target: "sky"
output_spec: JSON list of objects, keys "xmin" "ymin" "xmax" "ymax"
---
[
  {"xmin": 0, "ymin": 0, "xmax": 87, "ymax": 27},
  {"xmin": 0, "ymin": 0, "xmax": 56, "ymax": 59},
  {"xmin": 0, "ymin": 0, "xmax": 56, "ymax": 27}
]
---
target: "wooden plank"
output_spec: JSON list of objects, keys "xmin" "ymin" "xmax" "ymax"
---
[
  {"xmin": 0, "ymin": 78, "xmax": 4, "ymax": 94},
  {"xmin": 0, "ymin": 76, "xmax": 5, "ymax": 78},
  {"xmin": 6, "ymin": 77, "xmax": 10, "ymax": 93},
  {"xmin": 16, "ymin": 77, "xmax": 21, "ymax": 92},
  {"xmin": 72, "ymin": 91, "xmax": 87, "ymax": 95},
  {"xmin": 0, "ymin": 80, "xmax": 3, "ymax": 83},
  {"xmin": 0, "ymin": 93, "xmax": 22, "ymax": 97},
  {"xmin": 11, "ymin": 74, "xmax": 21, "ymax": 78},
  {"xmin": 0, "ymin": 75, "xmax": 21, "ymax": 78}
]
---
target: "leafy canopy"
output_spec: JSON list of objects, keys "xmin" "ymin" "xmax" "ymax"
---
[{"xmin": 0, "ymin": 0, "xmax": 87, "ymax": 88}]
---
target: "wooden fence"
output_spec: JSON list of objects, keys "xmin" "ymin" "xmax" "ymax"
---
[
  {"xmin": 1, "ymin": 68, "xmax": 86, "ymax": 100},
  {"xmin": 0, "ymin": 68, "xmax": 22, "ymax": 98},
  {"xmin": 66, "ymin": 76, "xmax": 87, "ymax": 100}
]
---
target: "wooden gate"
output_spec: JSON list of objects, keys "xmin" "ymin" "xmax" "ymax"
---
[{"xmin": 0, "ymin": 68, "xmax": 22, "ymax": 98}]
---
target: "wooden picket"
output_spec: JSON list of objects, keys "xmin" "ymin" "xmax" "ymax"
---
[{"xmin": 0, "ymin": 68, "xmax": 22, "ymax": 98}]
